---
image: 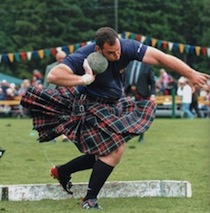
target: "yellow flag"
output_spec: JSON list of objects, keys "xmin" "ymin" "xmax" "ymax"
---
[
  {"xmin": 195, "ymin": 46, "xmax": 201, "ymax": 56},
  {"xmin": 8, "ymin": 53, "xmax": 14, "ymax": 62},
  {"xmin": 69, "ymin": 45, "xmax": 74, "ymax": 53},
  {"xmin": 179, "ymin": 44, "xmax": 185, "ymax": 53},
  {"xmin": 38, "ymin": 50, "xmax": 44, "ymax": 59},
  {"xmin": 151, "ymin": 38, "xmax": 157, "ymax": 47}
]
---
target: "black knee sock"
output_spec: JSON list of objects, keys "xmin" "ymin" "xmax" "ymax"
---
[
  {"xmin": 59, "ymin": 154, "xmax": 95, "ymax": 176},
  {"xmin": 84, "ymin": 159, "xmax": 114, "ymax": 200}
]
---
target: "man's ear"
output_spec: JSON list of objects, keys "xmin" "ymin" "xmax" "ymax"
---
[{"xmin": 95, "ymin": 45, "xmax": 102, "ymax": 53}]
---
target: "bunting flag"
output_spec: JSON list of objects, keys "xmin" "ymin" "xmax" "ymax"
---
[{"xmin": 0, "ymin": 32, "xmax": 210, "ymax": 64}]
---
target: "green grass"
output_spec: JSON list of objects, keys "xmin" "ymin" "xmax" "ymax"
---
[{"xmin": 0, "ymin": 118, "xmax": 210, "ymax": 213}]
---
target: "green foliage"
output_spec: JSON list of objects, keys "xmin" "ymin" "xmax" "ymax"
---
[
  {"xmin": 0, "ymin": 0, "xmax": 209, "ymax": 79},
  {"xmin": 0, "ymin": 118, "xmax": 209, "ymax": 212}
]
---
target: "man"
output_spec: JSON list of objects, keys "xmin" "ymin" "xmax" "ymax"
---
[
  {"xmin": 177, "ymin": 76, "xmax": 194, "ymax": 119},
  {"xmin": 190, "ymin": 85, "xmax": 202, "ymax": 118},
  {"xmin": 124, "ymin": 60, "xmax": 156, "ymax": 142},
  {"xmin": 43, "ymin": 50, "xmax": 67, "ymax": 89},
  {"xmin": 43, "ymin": 50, "xmax": 68, "ymax": 142},
  {"xmin": 21, "ymin": 27, "xmax": 209, "ymax": 209}
]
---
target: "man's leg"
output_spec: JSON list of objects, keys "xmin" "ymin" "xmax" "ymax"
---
[
  {"xmin": 82, "ymin": 144, "xmax": 125, "ymax": 209},
  {"xmin": 58, "ymin": 154, "xmax": 96, "ymax": 175},
  {"xmin": 50, "ymin": 154, "xmax": 96, "ymax": 194}
]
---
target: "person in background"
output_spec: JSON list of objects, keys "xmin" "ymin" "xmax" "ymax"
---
[
  {"xmin": 157, "ymin": 68, "xmax": 175, "ymax": 95},
  {"xmin": 18, "ymin": 79, "xmax": 31, "ymax": 96},
  {"xmin": 123, "ymin": 60, "xmax": 156, "ymax": 143},
  {"xmin": 190, "ymin": 85, "xmax": 202, "ymax": 118},
  {"xmin": 177, "ymin": 76, "xmax": 194, "ymax": 119},
  {"xmin": 43, "ymin": 50, "xmax": 67, "ymax": 89},
  {"xmin": 0, "ymin": 88, "xmax": 4, "ymax": 100},
  {"xmin": 200, "ymin": 84, "xmax": 210, "ymax": 118},
  {"xmin": 21, "ymin": 27, "xmax": 209, "ymax": 210},
  {"xmin": 32, "ymin": 69, "xmax": 43, "ymax": 87},
  {"xmin": 43, "ymin": 50, "xmax": 68, "ymax": 141},
  {"xmin": 0, "ymin": 79, "xmax": 9, "ymax": 100}
]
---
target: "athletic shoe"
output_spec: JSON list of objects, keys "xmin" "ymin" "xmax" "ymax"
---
[
  {"xmin": 50, "ymin": 166, "xmax": 73, "ymax": 194},
  {"xmin": 82, "ymin": 198, "xmax": 102, "ymax": 209}
]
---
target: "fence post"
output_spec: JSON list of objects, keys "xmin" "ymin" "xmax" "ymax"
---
[{"xmin": 171, "ymin": 89, "xmax": 176, "ymax": 118}]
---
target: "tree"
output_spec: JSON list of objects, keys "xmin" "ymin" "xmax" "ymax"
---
[{"xmin": 0, "ymin": 0, "xmax": 209, "ymax": 80}]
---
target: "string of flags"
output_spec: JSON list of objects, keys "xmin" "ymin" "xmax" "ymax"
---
[
  {"xmin": 123, "ymin": 32, "xmax": 210, "ymax": 57},
  {"xmin": 0, "ymin": 31, "xmax": 209, "ymax": 63}
]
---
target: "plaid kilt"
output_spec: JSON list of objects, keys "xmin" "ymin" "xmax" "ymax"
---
[{"xmin": 21, "ymin": 86, "xmax": 156, "ymax": 156}]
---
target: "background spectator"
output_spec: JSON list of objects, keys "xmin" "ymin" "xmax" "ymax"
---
[
  {"xmin": 123, "ymin": 60, "xmax": 156, "ymax": 143},
  {"xmin": 177, "ymin": 76, "xmax": 194, "ymax": 119},
  {"xmin": 32, "ymin": 69, "xmax": 43, "ymax": 87},
  {"xmin": 43, "ymin": 50, "xmax": 67, "ymax": 89},
  {"xmin": 157, "ymin": 68, "xmax": 176, "ymax": 95},
  {"xmin": 190, "ymin": 85, "xmax": 202, "ymax": 118},
  {"xmin": 18, "ymin": 79, "xmax": 31, "ymax": 96}
]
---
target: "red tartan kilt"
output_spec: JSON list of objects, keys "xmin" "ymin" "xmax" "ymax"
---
[{"xmin": 21, "ymin": 86, "xmax": 156, "ymax": 156}]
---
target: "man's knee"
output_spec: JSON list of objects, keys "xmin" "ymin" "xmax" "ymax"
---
[{"xmin": 99, "ymin": 144, "xmax": 125, "ymax": 166}]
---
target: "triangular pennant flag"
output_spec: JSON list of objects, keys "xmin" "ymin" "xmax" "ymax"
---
[
  {"xmin": 125, "ymin": 32, "xmax": 131, "ymax": 39},
  {"xmin": 14, "ymin": 53, "xmax": 20, "ymax": 61},
  {"xmin": 74, "ymin": 43, "xmax": 80, "ymax": 50},
  {"xmin": 20, "ymin": 52, "xmax": 27, "ymax": 60},
  {"xmin": 130, "ymin": 33, "xmax": 136, "ymax": 39},
  {"xmin": 2, "ymin": 54, "xmax": 8, "ymax": 63},
  {"xmin": 135, "ymin": 34, "xmax": 141, "ymax": 42},
  {"xmin": 157, "ymin": 40, "xmax": 162, "ymax": 48},
  {"xmin": 141, "ymin": 35, "xmax": 146, "ymax": 43},
  {"xmin": 172, "ymin": 43, "xmax": 179, "ymax": 52},
  {"xmin": 69, "ymin": 44, "xmax": 74, "ymax": 53},
  {"xmin": 8, "ymin": 53, "xmax": 14, "ymax": 63},
  {"xmin": 38, "ymin": 49, "xmax": 44, "ymax": 59},
  {"xmin": 118, "ymin": 33, "xmax": 122, "ymax": 38},
  {"xmin": 195, "ymin": 46, "xmax": 201, "ymax": 56},
  {"xmin": 179, "ymin": 44, "xmax": 185, "ymax": 53},
  {"xmin": 62, "ymin": 46, "xmax": 69, "ymax": 54},
  {"xmin": 26, "ymin": 52, "xmax": 32, "ymax": 60},
  {"xmin": 145, "ymin": 37, "xmax": 151, "ymax": 45},
  {"xmin": 86, "ymin": 41, "xmax": 93, "ymax": 45},
  {"xmin": 121, "ymin": 32, "xmax": 126, "ymax": 38},
  {"xmin": 44, "ymin": 49, "xmax": 51, "ymax": 57},
  {"xmin": 184, "ymin": 45, "xmax": 190, "ymax": 54},
  {"xmin": 32, "ymin": 51, "xmax": 38, "ymax": 59},
  {"xmin": 56, "ymin": 47, "xmax": 62, "ymax": 52},
  {"xmin": 168, "ymin": 42, "xmax": 173, "ymax": 51},
  {"xmin": 189, "ymin": 45, "xmax": 195, "ymax": 54},
  {"xmin": 151, "ymin": 38, "xmax": 157, "ymax": 47},
  {"xmin": 51, "ymin": 48, "xmax": 57, "ymax": 57},
  {"xmin": 201, "ymin": 47, "xmax": 207, "ymax": 56},
  {"xmin": 207, "ymin": 48, "xmax": 210, "ymax": 57},
  {"xmin": 162, "ymin": 41, "xmax": 168, "ymax": 50}
]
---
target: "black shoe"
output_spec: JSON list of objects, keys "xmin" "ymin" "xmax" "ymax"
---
[{"xmin": 50, "ymin": 166, "xmax": 73, "ymax": 194}]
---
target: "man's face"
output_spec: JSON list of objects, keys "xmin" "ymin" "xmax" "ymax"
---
[{"xmin": 98, "ymin": 38, "xmax": 121, "ymax": 62}]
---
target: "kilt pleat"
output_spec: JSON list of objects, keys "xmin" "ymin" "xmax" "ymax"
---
[{"xmin": 21, "ymin": 86, "xmax": 156, "ymax": 156}]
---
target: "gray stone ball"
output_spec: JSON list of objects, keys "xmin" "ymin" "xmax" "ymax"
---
[{"xmin": 87, "ymin": 52, "xmax": 108, "ymax": 74}]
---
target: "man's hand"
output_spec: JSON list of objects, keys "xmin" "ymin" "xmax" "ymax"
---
[
  {"xmin": 189, "ymin": 70, "xmax": 210, "ymax": 89},
  {"xmin": 82, "ymin": 59, "xmax": 95, "ymax": 85}
]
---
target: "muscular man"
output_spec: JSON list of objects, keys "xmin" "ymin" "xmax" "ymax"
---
[{"xmin": 21, "ymin": 27, "xmax": 209, "ymax": 209}]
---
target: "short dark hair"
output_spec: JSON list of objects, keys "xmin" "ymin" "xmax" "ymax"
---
[{"xmin": 95, "ymin": 27, "xmax": 119, "ymax": 49}]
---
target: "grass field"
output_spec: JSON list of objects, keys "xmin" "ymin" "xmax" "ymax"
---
[{"xmin": 0, "ymin": 118, "xmax": 209, "ymax": 213}]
